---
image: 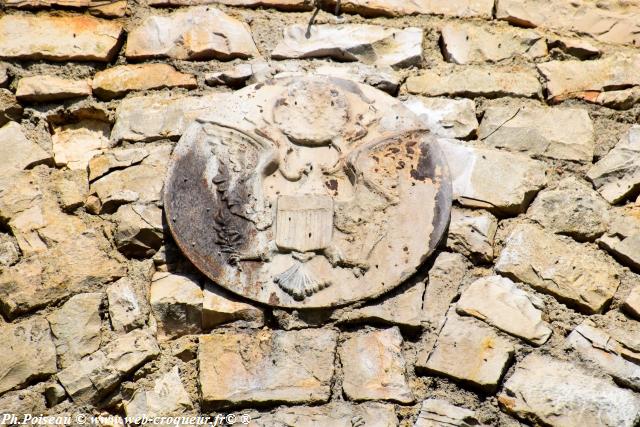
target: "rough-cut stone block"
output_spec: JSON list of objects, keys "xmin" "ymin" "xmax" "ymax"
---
[
  {"xmin": 478, "ymin": 105, "xmax": 594, "ymax": 162},
  {"xmin": 126, "ymin": 7, "xmax": 258, "ymax": 61},
  {"xmin": 57, "ymin": 329, "xmax": 159, "ymax": 403},
  {"xmin": 314, "ymin": 63, "xmax": 401, "ymax": 95},
  {"xmin": 567, "ymin": 321, "xmax": 640, "ymax": 391},
  {"xmin": 339, "ymin": 327, "xmax": 413, "ymax": 403},
  {"xmin": 447, "ymin": 208, "xmax": 496, "ymax": 262},
  {"xmin": 113, "ymin": 204, "xmax": 163, "ymax": 258},
  {"xmin": 414, "ymin": 399, "xmax": 479, "ymax": 427},
  {"xmin": 247, "ymin": 402, "xmax": 398, "ymax": 427},
  {"xmin": 88, "ymin": 148, "xmax": 148, "ymax": 182},
  {"xmin": 0, "ymin": 89, "xmax": 23, "ymax": 127},
  {"xmin": 496, "ymin": 0, "xmax": 640, "ymax": 47},
  {"xmin": 111, "ymin": 94, "xmax": 220, "ymax": 143},
  {"xmin": 335, "ymin": 282, "xmax": 424, "ymax": 328},
  {"xmin": 496, "ymin": 224, "xmax": 620, "ymax": 314},
  {"xmin": 499, "ymin": 354, "xmax": 640, "ymax": 427},
  {"xmin": 150, "ymin": 272, "xmax": 202, "ymax": 341},
  {"xmin": 0, "ymin": 15, "xmax": 123, "ymax": 62},
  {"xmin": 527, "ymin": 177, "xmax": 610, "ymax": 242},
  {"xmin": 587, "ymin": 125, "xmax": 640, "ymax": 204},
  {"xmin": 0, "ymin": 318, "xmax": 57, "ymax": 395},
  {"xmin": 16, "ymin": 75, "xmax": 91, "ymax": 103},
  {"xmin": 107, "ymin": 278, "xmax": 145, "ymax": 332},
  {"xmin": 456, "ymin": 275, "xmax": 551, "ymax": 345},
  {"xmin": 147, "ymin": 0, "xmax": 312, "ymax": 10},
  {"xmin": 538, "ymin": 55, "xmax": 640, "ymax": 103},
  {"xmin": 0, "ymin": 122, "xmax": 51, "ymax": 179},
  {"xmin": 438, "ymin": 139, "xmax": 547, "ymax": 214},
  {"xmin": 403, "ymin": 96, "xmax": 477, "ymax": 139},
  {"xmin": 422, "ymin": 252, "xmax": 469, "ymax": 327},
  {"xmin": 47, "ymin": 292, "xmax": 102, "ymax": 368},
  {"xmin": 406, "ymin": 67, "xmax": 541, "ymax": 98},
  {"xmin": 202, "ymin": 284, "xmax": 265, "ymax": 329},
  {"xmin": 92, "ymin": 64, "xmax": 197, "ymax": 100},
  {"xmin": 199, "ymin": 329, "xmax": 337, "ymax": 408},
  {"xmin": 595, "ymin": 87, "xmax": 640, "ymax": 110},
  {"xmin": 272, "ymin": 24, "xmax": 423, "ymax": 68},
  {"xmin": 52, "ymin": 119, "xmax": 110, "ymax": 171},
  {"xmin": 325, "ymin": 0, "xmax": 493, "ymax": 18},
  {"xmin": 624, "ymin": 286, "xmax": 640, "ymax": 319},
  {"xmin": 441, "ymin": 23, "xmax": 546, "ymax": 64},
  {"xmin": 418, "ymin": 311, "xmax": 514, "ymax": 392},
  {"xmin": 2, "ymin": 0, "xmax": 127, "ymax": 17},
  {"xmin": 52, "ymin": 169, "xmax": 89, "ymax": 212},
  {"xmin": 124, "ymin": 367, "xmax": 193, "ymax": 417},
  {"xmin": 598, "ymin": 204, "xmax": 640, "ymax": 271}
]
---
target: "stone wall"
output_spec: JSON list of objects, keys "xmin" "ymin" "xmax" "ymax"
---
[{"xmin": 1, "ymin": 0, "xmax": 640, "ymax": 425}]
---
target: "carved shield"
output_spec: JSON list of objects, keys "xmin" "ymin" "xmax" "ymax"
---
[{"xmin": 164, "ymin": 76, "xmax": 451, "ymax": 308}]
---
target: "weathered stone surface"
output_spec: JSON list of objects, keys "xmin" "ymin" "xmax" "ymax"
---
[
  {"xmin": 2, "ymin": 0, "xmax": 127, "ymax": 17},
  {"xmin": 92, "ymin": 64, "xmax": 197, "ymax": 100},
  {"xmin": 496, "ymin": 0, "xmax": 640, "ymax": 47},
  {"xmin": 567, "ymin": 321, "xmax": 640, "ymax": 390},
  {"xmin": 414, "ymin": 399, "xmax": 479, "ymax": 427},
  {"xmin": 147, "ymin": 0, "xmax": 312, "ymax": 10},
  {"xmin": 598, "ymin": 204, "xmax": 640, "ymax": 271},
  {"xmin": 0, "ymin": 122, "xmax": 51, "ymax": 179},
  {"xmin": 150, "ymin": 272, "xmax": 202, "ymax": 341},
  {"xmin": 538, "ymin": 55, "xmax": 640, "ymax": 103},
  {"xmin": 499, "ymin": 354, "xmax": 640, "ymax": 427},
  {"xmin": 418, "ymin": 311, "xmax": 514, "ymax": 392},
  {"xmin": 205, "ymin": 63, "xmax": 255, "ymax": 87},
  {"xmin": 403, "ymin": 96, "xmax": 477, "ymax": 139},
  {"xmin": 406, "ymin": 67, "xmax": 541, "ymax": 98},
  {"xmin": 272, "ymin": 24, "xmax": 423, "ymax": 68},
  {"xmin": 57, "ymin": 329, "xmax": 159, "ymax": 403},
  {"xmin": 202, "ymin": 284, "xmax": 265, "ymax": 329},
  {"xmin": 335, "ymin": 282, "xmax": 425, "ymax": 328},
  {"xmin": 107, "ymin": 278, "xmax": 145, "ymax": 332},
  {"xmin": 53, "ymin": 169, "xmax": 89, "ymax": 212},
  {"xmin": 595, "ymin": 87, "xmax": 640, "ymax": 110},
  {"xmin": 496, "ymin": 224, "xmax": 620, "ymax": 314},
  {"xmin": 125, "ymin": 367, "xmax": 193, "ymax": 417},
  {"xmin": 340, "ymin": 327, "xmax": 413, "ymax": 403},
  {"xmin": 52, "ymin": 119, "xmax": 110, "ymax": 171},
  {"xmin": 126, "ymin": 7, "xmax": 258, "ymax": 61},
  {"xmin": 624, "ymin": 286, "xmax": 640, "ymax": 319},
  {"xmin": 199, "ymin": 329, "xmax": 338, "ymax": 407},
  {"xmin": 441, "ymin": 23, "xmax": 546, "ymax": 64},
  {"xmin": 0, "ymin": 318, "xmax": 57, "ymax": 395},
  {"xmin": 313, "ymin": 63, "xmax": 401, "ymax": 95},
  {"xmin": 438, "ymin": 139, "xmax": 547, "ymax": 214},
  {"xmin": 587, "ymin": 125, "xmax": 640, "ymax": 204},
  {"xmin": 549, "ymin": 37, "xmax": 600, "ymax": 59},
  {"xmin": 0, "ymin": 387, "xmax": 47, "ymax": 416},
  {"xmin": 478, "ymin": 105, "xmax": 594, "ymax": 162},
  {"xmin": 423, "ymin": 252, "xmax": 469, "ymax": 327},
  {"xmin": 248, "ymin": 402, "xmax": 398, "ymax": 427},
  {"xmin": 326, "ymin": 0, "xmax": 493, "ymax": 18},
  {"xmin": 16, "ymin": 75, "xmax": 91, "ymax": 103},
  {"xmin": 111, "ymin": 94, "xmax": 220, "ymax": 143},
  {"xmin": 0, "ymin": 15, "xmax": 123, "ymax": 62},
  {"xmin": 47, "ymin": 292, "xmax": 102, "ymax": 368},
  {"xmin": 457, "ymin": 275, "xmax": 551, "ymax": 345},
  {"xmin": 528, "ymin": 177, "xmax": 609, "ymax": 241},
  {"xmin": 0, "ymin": 233, "xmax": 19, "ymax": 267},
  {"xmin": 0, "ymin": 89, "xmax": 22, "ymax": 127},
  {"xmin": 88, "ymin": 147, "xmax": 148, "ymax": 182},
  {"xmin": 89, "ymin": 145, "xmax": 170, "ymax": 213},
  {"xmin": 0, "ymin": 63, "xmax": 8, "ymax": 87},
  {"xmin": 113, "ymin": 204, "xmax": 163, "ymax": 258},
  {"xmin": 447, "ymin": 208, "xmax": 496, "ymax": 262}
]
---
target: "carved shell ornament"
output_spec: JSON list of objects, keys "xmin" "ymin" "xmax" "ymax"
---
[{"xmin": 164, "ymin": 76, "xmax": 452, "ymax": 308}]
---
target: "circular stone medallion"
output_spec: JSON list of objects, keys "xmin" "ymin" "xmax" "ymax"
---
[{"xmin": 164, "ymin": 76, "xmax": 451, "ymax": 308}]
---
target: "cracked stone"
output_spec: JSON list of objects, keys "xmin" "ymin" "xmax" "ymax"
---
[
  {"xmin": 0, "ymin": 122, "xmax": 52, "ymax": 180},
  {"xmin": 496, "ymin": 223, "xmax": 620, "ymax": 314},
  {"xmin": 272, "ymin": 24, "xmax": 423, "ymax": 69},
  {"xmin": 422, "ymin": 252, "xmax": 469, "ymax": 327},
  {"xmin": 403, "ymin": 96, "xmax": 478, "ymax": 139},
  {"xmin": 478, "ymin": 105, "xmax": 594, "ymax": 162},
  {"xmin": 0, "ymin": 89, "xmax": 23, "ymax": 127},
  {"xmin": 113, "ymin": 204, "xmax": 163, "ymax": 258},
  {"xmin": 499, "ymin": 353, "xmax": 640, "ymax": 427},
  {"xmin": 107, "ymin": 278, "xmax": 146, "ymax": 333},
  {"xmin": 124, "ymin": 367, "xmax": 193, "ymax": 417},
  {"xmin": 456, "ymin": 275, "xmax": 552, "ymax": 345},
  {"xmin": 199, "ymin": 328, "xmax": 338, "ymax": 408},
  {"xmin": 202, "ymin": 283, "xmax": 265, "ymax": 329},
  {"xmin": 339, "ymin": 327, "xmax": 414, "ymax": 403},
  {"xmin": 414, "ymin": 399, "xmax": 479, "ymax": 427},
  {"xmin": 597, "ymin": 204, "xmax": 640, "ymax": 271},
  {"xmin": 52, "ymin": 119, "xmax": 110, "ymax": 171},
  {"xmin": 447, "ymin": 208, "xmax": 497, "ymax": 263},
  {"xmin": 150, "ymin": 272, "xmax": 202, "ymax": 341},
  {"xmin": 88, "ymin": 147, "xmax": 149, "ymax": 182},
  {"xmin": 248, "ymin": 402, "xmax": 398, "ymax": 427}
]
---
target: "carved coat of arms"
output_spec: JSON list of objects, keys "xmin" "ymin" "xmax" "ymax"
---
[{"xmin": 164, "ymin": 76, "xmax": 451, "ymax": 307}]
